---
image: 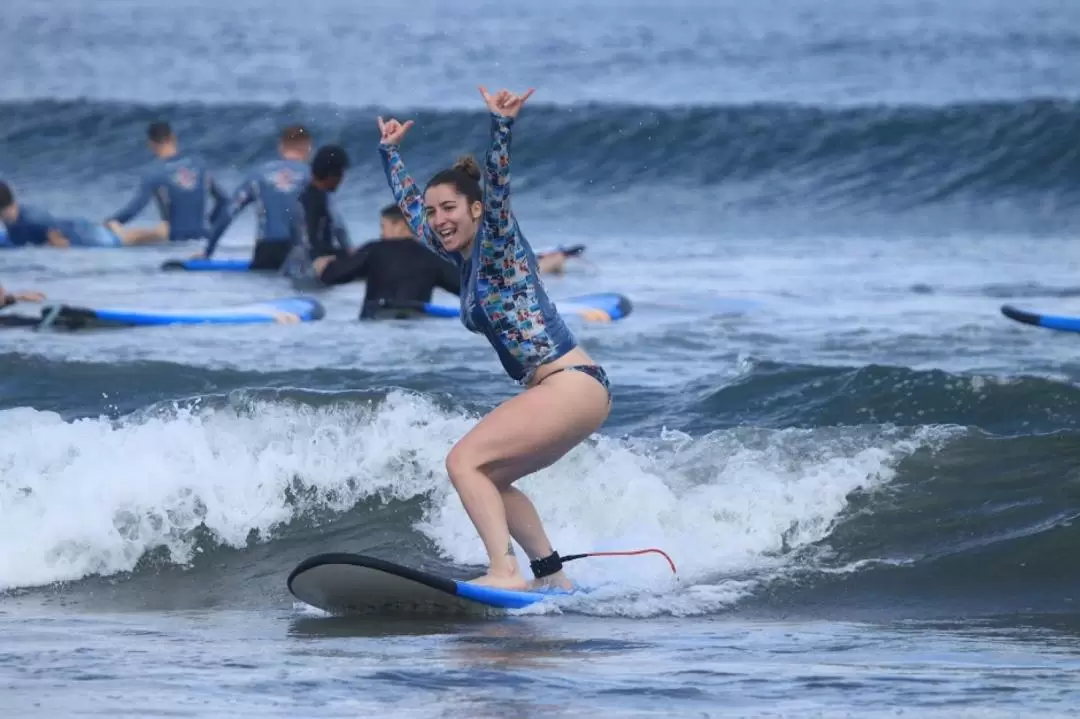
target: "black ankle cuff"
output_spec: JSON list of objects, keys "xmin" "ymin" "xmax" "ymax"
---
[{"xmin": 530, "ymin": 551, "xmax": 563, "ymax": 579}]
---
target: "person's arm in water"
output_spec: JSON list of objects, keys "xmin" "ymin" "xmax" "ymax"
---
[
  {"xmin": 376, "ymin": 118, "xmax": 454, "ymax": 264},
  {"xmin": 106, "ymin": 171, "xmax": 154, "ymax": 225},
  {"xmin": 202, "ymin": 174, "xmax": 256, "ymax": 258},
  {"xmin": 46, "ymin": 229, "xmax": 70, "ymax": 247},
  {"xmin": 479, "ymin": 86, "xmax": 534, "ymax": 247},
  {"xmin": 0, "ymin": 285, "xmax": 45, "ymax": 307}
]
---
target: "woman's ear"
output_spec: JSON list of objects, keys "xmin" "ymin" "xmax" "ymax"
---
[{"xmin": 470, "ymin": 201, "xmax": 483, "ymax": 221}]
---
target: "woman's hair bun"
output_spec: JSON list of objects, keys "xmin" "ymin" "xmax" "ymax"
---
[{"xmin": 452, "ymin": 155, "xmax": 482, "ymax": 181}]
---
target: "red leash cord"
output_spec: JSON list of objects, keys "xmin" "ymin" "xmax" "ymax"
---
[{"xmin": 560, "ymin": 548, "xmax": 677, "ymax": 574}]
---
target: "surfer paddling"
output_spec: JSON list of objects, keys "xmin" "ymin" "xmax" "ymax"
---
[{"xmin": 377, "ymin": 86, "xmax": 611, "ymax": 592}]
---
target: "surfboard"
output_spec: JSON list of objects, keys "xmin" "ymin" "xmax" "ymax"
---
[
  {"xmin": 1001, "ymin": 304, "xmax": 1080, "ymax": 333},
  {"xmin": 287, "ymin": 553, "xmax": 560, "ymax": 616},
  {"xmin": 0, "ymin": 313, "xmax": 42, "ymax": 328},
  {"xmin": 419, "ymin": 292, "xmax": 632, "ymax": 322},
  {"xmin": 33, "ymin": 296, "xmax": 325, "ymax": 329},
  {"xmin": 161, "ymin": 258, "xmax": 255, "ymax": 272}
]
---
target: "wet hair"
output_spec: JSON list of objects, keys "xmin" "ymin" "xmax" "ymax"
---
[
  {"xmin": 425, "ymin": 155, "xmax": 482, "ymax": 205},
  {"xmin": 380, "ymin": 204, "xmax": 404, "ymax": 221},
  {"xmin": 0, "ymin": 181, "xmax": 13, "ymax": 211},
  {"xmin": 147, "ymin": 121, "xmax": 174, "ymax": 144},
  {"xmin": 311, "ymin": 144, "xmax": 350, "ymax": 180},
  {"xmin": 280, "ymin": 124, "xmax": 311, "ymax": 146}
]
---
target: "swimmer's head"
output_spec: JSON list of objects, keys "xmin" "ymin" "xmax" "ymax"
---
[
  {"xmin": 146, "ymin": 121, "xmax": 178, "ymax": 156},
  {"xmin": 279, "ymin": 125, "xmax": 313, "ymax": 161},
  {"xmin": 424, "ymin": 155, "xmax": 483, "ymax": 253},
  {"xmin": 311, "ymin": 144, "xmax": 350, "ymax": 191},
  {"xmin": 0, "ymin": 182, "xmax": 17, "ymax": 224},
  {"xmin": 379, "ymin": 204, "xmax": 412, "ymax": 239}
]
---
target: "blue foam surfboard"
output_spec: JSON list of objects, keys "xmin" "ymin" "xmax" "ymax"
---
[
  {"xmin": 40, "ymin": 296, "xmax": 325, "ymax": 328},
  {"xmin": 1001, "ymin": 304, "xmax": 1080, "ymax": 333},
  {"xmin": 287, "ymin": 553, "xmax": 564, "ymax": 615},
  {"xmin": 162, "ymin": 258, "xmax": 255, "ymax": 272},
  {"xmin": 423, "ymin": 291, "xmax": 632, "ymax": 322}
]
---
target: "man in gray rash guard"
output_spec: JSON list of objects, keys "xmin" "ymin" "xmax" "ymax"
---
[
  {"xmin": 196, "ymin": 125, "xmax": 314, "ymax": 269},
  {"xmin": 105, "ymin": 121, "xmax": 228, "ymax": 244}
]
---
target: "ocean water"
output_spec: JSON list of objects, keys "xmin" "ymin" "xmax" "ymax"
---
[{"xmin": 2, "ymin": 0, "xmax": 1080, "ymax": 716}]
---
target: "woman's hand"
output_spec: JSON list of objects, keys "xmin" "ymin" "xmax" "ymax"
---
[
  {"xmin": 479, "ymin": 86, "xmax": 535, "ymax": 119},
  {"xmin": 377, "ymin": 116, "xmax": 414, "ymax": 145}
]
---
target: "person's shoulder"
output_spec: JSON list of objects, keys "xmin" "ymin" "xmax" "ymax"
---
[{"xmin": 18, "ymin": 204, "xmax": 55, "ymax": 226}]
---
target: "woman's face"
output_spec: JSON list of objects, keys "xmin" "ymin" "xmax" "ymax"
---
[{"xmin": 424, "ymin": 183, "xmax": 481, "ymax": 253}]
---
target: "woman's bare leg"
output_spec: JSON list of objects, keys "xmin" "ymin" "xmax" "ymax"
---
[{"xmin": 445, "ymin": 369, "xmax": 609, "ymax": 590}]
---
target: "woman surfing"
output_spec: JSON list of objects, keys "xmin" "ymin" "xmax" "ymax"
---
[{"xmin": 376, "ymin": 86, "xmax": 611, "ymax": 592}]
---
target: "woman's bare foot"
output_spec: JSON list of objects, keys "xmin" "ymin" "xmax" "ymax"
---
[
  {"xmin": 529, "ymin": 570, "xmax": 574, "ymax": 592},
  {"xmin": 468, "ymin": 571, "xmax": 529, "ymax": 592}
]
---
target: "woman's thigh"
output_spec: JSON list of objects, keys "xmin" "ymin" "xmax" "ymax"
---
[{"xmin": 446, "ymin": 370, "xmax": 610, "ymax": 487}]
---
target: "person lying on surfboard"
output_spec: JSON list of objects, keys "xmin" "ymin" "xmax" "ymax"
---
[
  {"xmin": 0, "ymin": 182, "xmax": 125, "ymax": 247},
  {"xmin": 377, "ymin": 86, "xmax": 611, "ymax": 592}
]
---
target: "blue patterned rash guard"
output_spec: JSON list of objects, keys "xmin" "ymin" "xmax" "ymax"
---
[{"xmin": 378, "ymin": 113, "xmax": 577, "ymax": 384}]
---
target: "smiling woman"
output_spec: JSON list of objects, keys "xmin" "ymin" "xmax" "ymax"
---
[{"xmin": 375, "ymin": 86, "xmax": 613, "ymax": 593}]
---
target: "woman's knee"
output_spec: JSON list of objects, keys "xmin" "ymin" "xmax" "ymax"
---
[{"xmin": 445, "ymin": 441, "xmax": 479, "ymax": 486}]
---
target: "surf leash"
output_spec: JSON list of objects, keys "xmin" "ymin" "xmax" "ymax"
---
[{"xmin": 560, "ymin": 548, "xmax": 677, "ymax": 575}]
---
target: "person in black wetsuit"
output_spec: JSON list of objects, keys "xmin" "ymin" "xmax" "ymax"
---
[
  {"xmin": 286, "ymin": 148, "xmax": 460, "ymax": 317},
  {"xmin": 283, "ymin": 144, "xmax": 353, "ymax": 280},
  {"xmin": 320, "ymin": 204, "xmax": 462, "ymax": 318},
  {"xmin": 302, "ymin": 144, "xmax": 353, "ymax": 260}
]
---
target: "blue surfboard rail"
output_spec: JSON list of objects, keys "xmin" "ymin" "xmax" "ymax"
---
[
  {"xmin": 420, "ymin": 303, "xmax": 463, "ymax": 318},
  {"xmin": 40, "ymin": 296, "xmax": 325, "ymax": 328},
  {"xmin": 452, "ymin": 580, "xmax": 552, "ymax": 609},
  {"xmin": 161, "ymin": 258, "xmax": 255, "ymax": 272},
  {"xmin": 1001, "ymin": 304, "xmax": 1080, "ymax": 333},
  {"xmin": 422, "ymin": 292, "xmax": 632, "ymax": 322}
]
